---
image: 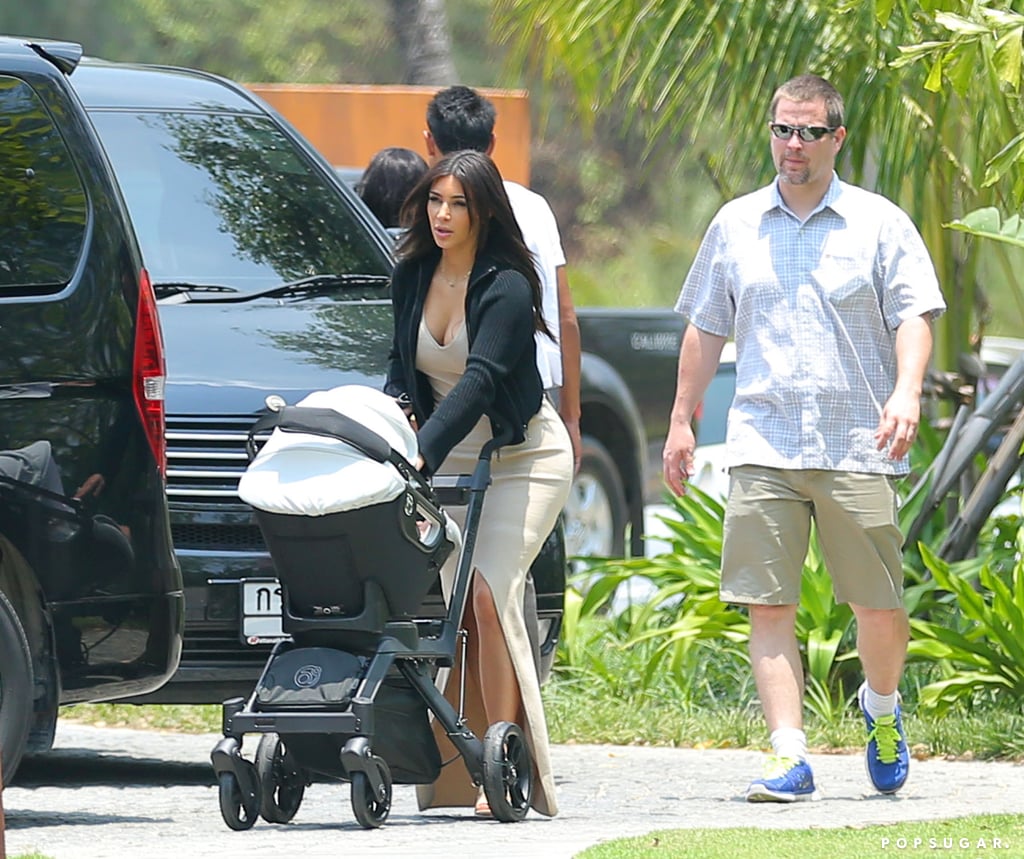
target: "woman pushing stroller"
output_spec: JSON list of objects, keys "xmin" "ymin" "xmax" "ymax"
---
[{"xmin": 385, "ymin": 149, "xmax": 573, "ymax": 818}]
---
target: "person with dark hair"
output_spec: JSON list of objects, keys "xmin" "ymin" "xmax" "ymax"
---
[
  {"xmin": 424, "ymin": 86, "xmax": 581, "ymax": 471},
  {"xmin": 355, "ymin": 146, "xmax": 428, "ymax": 229},
  {"xmin": 385, "ymin": 150, "xmax": 572, "ymax": 818},
  {"xmin": 663, "ymin": 74, "xmax": 945, "ymax": 803}
]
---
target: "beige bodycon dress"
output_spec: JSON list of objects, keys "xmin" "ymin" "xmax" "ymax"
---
[{"xmin": 413, "ymin": 319, "xmax": 572, "ymax": 817}]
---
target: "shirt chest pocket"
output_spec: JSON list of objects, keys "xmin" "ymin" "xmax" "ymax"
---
[{"xmin": 811, "ymin": 252, "xmax": 879, "ymax": 309}]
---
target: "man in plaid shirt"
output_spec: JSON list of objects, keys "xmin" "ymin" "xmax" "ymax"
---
[{"xmin": 663, "ymin": 74, "xmax": 945, "ymax": 803}]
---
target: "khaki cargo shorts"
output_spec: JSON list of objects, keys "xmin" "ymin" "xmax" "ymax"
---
[{"xmin": 720, "ymin": 465, "xmax": 904, "ymax": 609}]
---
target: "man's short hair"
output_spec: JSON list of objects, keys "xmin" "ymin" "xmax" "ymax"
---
[
  {"xmin": 426, "ymin": 85, "xmax": 496, "ymax": 154},
  {"xmin": 770, "ymin": 74, "xmax": 845, "ymax": 129}
]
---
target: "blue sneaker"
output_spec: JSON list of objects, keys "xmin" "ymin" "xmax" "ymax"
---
[
  {"xmin": 745, "ymin": 756, "xmax": 817, "ymax": 802},
  {"xmin": 859, "ymin": 684, "xmax": 910, "ymax": 794}
]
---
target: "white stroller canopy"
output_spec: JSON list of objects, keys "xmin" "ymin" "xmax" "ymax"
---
[{"xmin": 238, "ymin": 385, "xmax": 419, "ymax": 517}]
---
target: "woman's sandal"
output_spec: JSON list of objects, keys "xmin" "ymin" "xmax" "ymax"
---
[{"xmin": 474, "ymin": 788, "xmax": 492, "ymax": 818}]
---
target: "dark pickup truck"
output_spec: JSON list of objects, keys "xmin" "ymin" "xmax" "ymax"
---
[
  {"xmin": 571, "ymin": 308, "xmax": 680, "ymax": 555},
  {"xmin": 573, "ymin": 308, "xmax": 736, "ymax": 548}
]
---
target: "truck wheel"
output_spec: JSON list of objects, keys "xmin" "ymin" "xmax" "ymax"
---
[
  {"xmin": 564, "ymin": 436, "xmax": 627, "ymax": 559},
  {"xmin": 0, "ymin": 590, "xmax": 33, "ymax": 781}
]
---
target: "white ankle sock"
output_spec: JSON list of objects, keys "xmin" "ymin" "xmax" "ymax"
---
[
  {"xmin": 770, "ymin": 727, "xmax": 807, "ymax": 762},
  {"xmin": 861, "ymin": 682, "xmax": 899, "ymax": 719}
]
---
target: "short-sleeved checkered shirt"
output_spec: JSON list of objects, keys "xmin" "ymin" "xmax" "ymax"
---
[{"xmin": 676, "ymin": 173, "xmax": 946, "ymax": 476}]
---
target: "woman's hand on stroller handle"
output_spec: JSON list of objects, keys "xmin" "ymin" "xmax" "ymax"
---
[{"xmin": 394, "ymin": 393, "xmax": 419, "ymax": 431}]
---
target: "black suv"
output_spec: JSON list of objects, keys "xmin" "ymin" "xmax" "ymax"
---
[
  {"xmin": 0, "ymin": 38, "xmax": 182, "ymax": 778},
  {"xmin": 68, "ymin": 58, "xmax": 566, "ymax": 703}
]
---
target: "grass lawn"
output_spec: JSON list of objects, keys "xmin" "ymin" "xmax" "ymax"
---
[{"xmin": 578, "ymin": 815, "xmax": 1024, "ymax": 858}]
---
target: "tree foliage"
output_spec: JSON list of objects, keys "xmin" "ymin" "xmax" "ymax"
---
[
  {"xmin": 892, "ymin": 6, "xmax": 1024, "ymax": 251},
  {"xmin": 492, "ymin": 0, "xmax": 1024, "ymax": 366},
  {"xmin": 0, "ymin": 0, "xmax": 500, "ymax": 85}
]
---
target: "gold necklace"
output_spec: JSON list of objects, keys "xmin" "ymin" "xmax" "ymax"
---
[{"xmin": 438, "ymin": 265, "xmax": 470, "ymax": 288}]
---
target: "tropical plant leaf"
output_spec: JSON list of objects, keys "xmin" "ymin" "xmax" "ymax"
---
[
  {"xmin": 993, "ymin": 25, "xmax": 1023, "ymax": 87},
  {"xmin": 983, "ymin": 132, "xmax": 1024, "ymax": 188},
  {"xmin": 944, "ymin": 206, "xmax": 1024, "ymax": 249},
  {"xmin": 934, "ymin": 11, "xmax": 991, "ymax": 36},
  {"xmin": 917, "ymin": 672, "xmax": 1014, "ymax": 715},
  {"xmin": 910, "ymin": 544, "xmax": 1024, "ymax": 712},
  {"xmin": 806, "ymin": 628, "xmax": 844, "ymax": 685}
]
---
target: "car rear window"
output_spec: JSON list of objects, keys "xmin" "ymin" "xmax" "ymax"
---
[
  {"xmin": 0, "ymin": 75, "xmax": 87, "ymax": 291},
  {"xmin": 87, "ymin": 110, "xmax": 388, "ymax": 290}
]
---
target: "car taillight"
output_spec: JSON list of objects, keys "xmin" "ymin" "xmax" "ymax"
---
[{"xmin": 133, "ymin": 268, "xmax": 167, "ymax": 476}]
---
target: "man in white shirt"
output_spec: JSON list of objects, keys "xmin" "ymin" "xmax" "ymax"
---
[{"xmin": 423, "ymin": 85, "xmax": 581, "ymax": 469}]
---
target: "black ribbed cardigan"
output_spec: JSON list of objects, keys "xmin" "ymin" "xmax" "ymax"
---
[{"xmin": 384, "ymin": 250, "xmax": 543, "ymax": 475}]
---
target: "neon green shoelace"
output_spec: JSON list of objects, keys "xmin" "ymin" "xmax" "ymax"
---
[
  {"xmin": 762, "ymin": 755, "xmax": 800, "ymax": 778},
  {"xmin": 869, "ymin": 715, "xmax": 902, "ymax": 764}
]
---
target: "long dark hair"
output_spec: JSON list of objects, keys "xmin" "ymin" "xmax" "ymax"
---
[{"xmin": 396, "ymin": 150, "xmax": 551, "ymax": 338}]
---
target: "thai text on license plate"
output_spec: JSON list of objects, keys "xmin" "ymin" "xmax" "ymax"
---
[{"xmin": 241, "ymin": 578, "xmax": 288, "ymax": 644}]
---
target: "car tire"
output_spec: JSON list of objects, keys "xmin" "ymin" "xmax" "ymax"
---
[
  {"xmin": 536, "ymin": 616, "xmax": 561, "ymax": 686},
  {"xmin": 564, "ymin": 435, "xmax": 627, "ymax": 559},
  {"xmin": 0, "ymin": 589, "xmax": 33, "ymax": 781}
]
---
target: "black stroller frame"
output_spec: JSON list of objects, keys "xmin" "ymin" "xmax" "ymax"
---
[{"xmin": 210, "ymin": 400, "xmax": 533, "ymax": 829}]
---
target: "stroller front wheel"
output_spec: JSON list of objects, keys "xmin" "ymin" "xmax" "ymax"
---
[
  {"xmin": 217, "ymin": 770, "xmax": 259, "ymax": 831},
  {"xmin": 351, "ymin": 755, "xmax": 392, "ymax": 829}
]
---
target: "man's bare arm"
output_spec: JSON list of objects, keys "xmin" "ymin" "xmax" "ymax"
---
[
  {"xmin": 663, "ymin": 326, "xmax": 727, "ymax": 495},
  {"xmin": 556, "ymin": 265, "xmax": 582, "ymax": 473},
  {"xmin": 876, "ymin": 313, "xmax": 933, "ymax": 460}
]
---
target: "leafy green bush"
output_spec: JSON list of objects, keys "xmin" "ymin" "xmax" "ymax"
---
[
  {"xmin": 561, "ymin": 485, "xmax": 858, "ymax": 723},
  {"xmin": 908, "ymin": 540, "xmax": 1024, "ymax": 715},
  {"xmin": 561, "ymin": 426, "xmax": 1024, "ymax": 728}
]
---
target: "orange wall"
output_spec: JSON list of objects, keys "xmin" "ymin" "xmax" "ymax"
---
[{"xmin": 245, "ymin": 83, "xmax": 531, "ymax": 185}]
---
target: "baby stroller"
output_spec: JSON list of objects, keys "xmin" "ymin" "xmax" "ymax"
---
[{"xmin": 210, "ymin": 385, "xmax": 533, "ymax": 829}]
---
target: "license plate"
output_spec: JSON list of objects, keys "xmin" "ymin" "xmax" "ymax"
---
[{"xmin": 241, "ymin": 578, "xmax": 288, "ymax": 644}]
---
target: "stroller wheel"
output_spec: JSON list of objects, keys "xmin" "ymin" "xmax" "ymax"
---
[
  {"xmin": 255, "ymin": 733, "xmax": 307, "ymax": 823},
  {"xmin": 482, "ymin": 721, "xmax": 533, "ymax": 822},
  {"xmin": 351, "ymin": 755, "xmax": 392, "ymax": 829},
  {"xmin": 217, "ymin": 770, "xmax": 259, "ymax": 831}
]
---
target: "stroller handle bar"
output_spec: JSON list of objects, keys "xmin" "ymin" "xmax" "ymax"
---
[
  {"xmin": 247, "ymin": 403, "xmax": 516, "ymax": 472},
  {"xmin": 477, "ymin": 427, "xmax": 514, "ymax": 461},
  {"xmin": 247, "ymin": 406, "xmax": 391, "ymax": 465}
]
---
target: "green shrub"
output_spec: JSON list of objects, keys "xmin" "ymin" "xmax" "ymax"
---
[
  {"xmin": 562, "ymin": 485, "xmax": 857, "ymax": 723},
  {"xmin": 908, "ymin": 540, "xmax": 1024, "ymax": 716}
]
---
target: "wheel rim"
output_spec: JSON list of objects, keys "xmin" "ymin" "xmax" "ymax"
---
[
  {"xmin": 256, "ymin": 734, "xmax": 304, "ymax": 822},
  {"xmin": 351, "ymin": 760, "xmax": 391, "ymax": 828},
  {"xmin": 500, "ymin": 730, "xmax": 532, "ymax": 809},
  {"xmin": 273, "ymin": 751, "xmax": 305, "ymax": 813},
  {"xmin": 563, "ymin": 472, "xmax": 615, "ymax": 557},
  {"xmin": 218, "ymin": 771, "xmax": 258, "ymax": 831},
  {"xmin": 483, "ymin": 723, "xmax": 532, "ymax": 820}
]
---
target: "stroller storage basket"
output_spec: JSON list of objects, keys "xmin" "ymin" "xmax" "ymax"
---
[{"xmin": 278, "ymin": 676, "xmax": 442, "ymax": 784}]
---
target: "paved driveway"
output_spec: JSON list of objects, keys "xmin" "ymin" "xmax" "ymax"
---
[{"xmin": 4, "ymin": 724, "xmax": 1023, "ymax": 858}]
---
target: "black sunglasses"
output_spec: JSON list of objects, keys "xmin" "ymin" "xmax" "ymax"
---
[{"xmin": 768, "ymin": 123, "xmax": 838, "ymax": 142}]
